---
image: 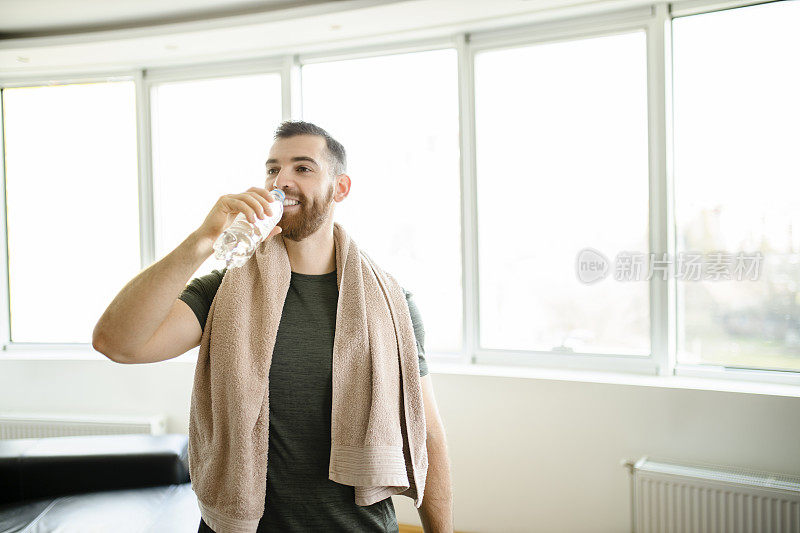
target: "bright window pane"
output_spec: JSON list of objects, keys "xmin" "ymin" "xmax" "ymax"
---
[
  {"xmin": 475, "ymin": 32, "xmax": 650, "ymax": 355},
  {"xmin": 151, "ymin": 73, "xmax": 282, "ymax": 274},
  {"xmin": 2, "ymin": 82, "xmax": 139, "ymax": 343},
  {"xmin": 673, "ymin": 2, "xmax": 800, "ymax": 372},
  {"xmin": 302, "ymin": 49, "xmax": 462, "ymax": 354}
]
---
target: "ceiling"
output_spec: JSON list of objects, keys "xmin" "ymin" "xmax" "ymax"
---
[
  {"xmin": 0, "ymin": 0, "xmax": 662, "ymax": 78},
  {"xmin": 0, "ymin": 0, "xmax": 337, "ymax": 38}
]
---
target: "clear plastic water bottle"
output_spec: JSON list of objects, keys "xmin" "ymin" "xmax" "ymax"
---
[{"xmin": 212, "ymin": 189, "xmax": 285, "ymax": 268}]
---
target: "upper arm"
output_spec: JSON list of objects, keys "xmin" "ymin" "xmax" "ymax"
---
[
  {"xmin": 421, "ymin": 374, "xmax": 446, "ymax": 440},
  {"xmin": 119, "ymin": 299, "xmax": 202, "ymax": 364}
]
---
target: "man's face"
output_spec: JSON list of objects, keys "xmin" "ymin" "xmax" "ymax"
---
[{"xmin": 265, "ymin": 135, "xmax": 338, "ymax": 242}]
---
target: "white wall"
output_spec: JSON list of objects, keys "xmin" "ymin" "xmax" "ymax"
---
[{"xmin": 2, "ymin": 356, "xmax": 798, "ymax": 533}]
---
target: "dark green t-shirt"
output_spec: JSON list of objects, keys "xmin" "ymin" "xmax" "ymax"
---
[{"xmin": 179, "ymin": 267, "xmax": 428, "ymax": 533}]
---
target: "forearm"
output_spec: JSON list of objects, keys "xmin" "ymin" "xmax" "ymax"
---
[
  {"xmin": 92, "ymin": 231, "xmax": 212, "ymax": 358},
  {"xmin": 417, "ymin": 432, "xmax": 453, "ymax": 533}
]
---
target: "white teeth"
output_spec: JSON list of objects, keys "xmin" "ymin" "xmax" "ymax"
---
[{"xmin": 284, "ymin": 200, "xmax": 300, "ymax": 206}]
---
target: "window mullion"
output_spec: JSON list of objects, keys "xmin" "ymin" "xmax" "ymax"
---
[
  {"xmin": 135, "ymin": 70, "xmax": 156, "ymax": 271},
  {"xmin": 281, "ymin": 54, "xmax": 302, "ymax": 121},
  {"xmin": 456, "ymin": 33, "xmax": 479, "ymax": 366},
  {"xmin": 0, "ymin": 91, "xmax": 11, "ymax": 347},
  {"xmin": 647, "ymin": 3, "xmax": 675, "ymax": 376}
]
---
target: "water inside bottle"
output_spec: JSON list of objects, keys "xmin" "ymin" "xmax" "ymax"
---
[
  {"xmin": 212, "ymin": 191, "xmax": 284, "ymax": 268},
  {"xmin": 214, "ymin": 229, "xmax": 256, "ymax": 267}
]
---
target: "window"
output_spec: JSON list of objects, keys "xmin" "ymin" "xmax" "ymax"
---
[
  {"xmin": 150, "ymin": 73, "xmax": 282, "ymax": 274},
  {"xmin": 2, "ymin": 81, "xmax": 140, "ymax": 343},
  {"xmin": 673, "ymin": 1, "xmax": 800, "ymax": 372},
  {"xmin": 474, "ymin": 31, "xmax": 650, "ymax": 356},
  {"xmin": 302, "ymin": 49, "xmax": 462, "ymax": 354},
  {"xmin": 3, "ymin": 2, "xmax": 797, "ymax": 381}
]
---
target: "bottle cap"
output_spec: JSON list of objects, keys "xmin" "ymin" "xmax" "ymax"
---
[{"xmin": 270, "ymin": 189, "xmax": 286, "ymax": 202}]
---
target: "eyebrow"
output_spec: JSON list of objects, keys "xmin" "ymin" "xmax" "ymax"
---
[{"xmin": 265, "ymin": 156, "xmax": 320, "ymax": 168}]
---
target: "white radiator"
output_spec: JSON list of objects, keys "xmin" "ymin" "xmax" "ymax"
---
[
  {"xmin": 628, "ymin": 457, "xmax": 800, "ymax": 533},
  {"xmin": 0, "ymin": 413, "xmax": 167, "ymax": 439}
]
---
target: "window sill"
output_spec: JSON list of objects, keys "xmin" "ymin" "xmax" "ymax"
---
[
  {"xmin": 428, "ymin": 360, "xmax": 800, "ymax": 398},
  {"xmin": 3, "ymin": 346, "xmax": 798, "ymax": 398},
  {"xmin": 0, "ymin": 344, "xmax": 200, "ymax": 363}
]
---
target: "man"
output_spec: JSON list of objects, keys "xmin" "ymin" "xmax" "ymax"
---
[{"xmin": 92, "ymin": 121, "xmax": 453, "ymax": 532}]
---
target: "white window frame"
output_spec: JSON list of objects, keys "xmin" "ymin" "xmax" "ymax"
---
[
  {"xmin": 142, "ymin": 56, "xmax": 287, "ymax": 268},
  {"xmin": 296, "ymin": 35, "xmax": 465, "ymax": 368},
  {"xmin": 466, "ymin": 5, "xmax": 661, "ymax": 376},
  {"xmin": 0, "ymin": 70, "xmax": 141, "ymax": 358},
  {"xmin": 667, "ymin": 0, "xmax": 800, "ymax": 386},
  {"xmin": 0, "ymin": 0, "xmax": 796, "ymax": 389}
]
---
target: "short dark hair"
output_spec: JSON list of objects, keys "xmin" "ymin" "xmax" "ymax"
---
[{"xmin": 273, "ymin": 120, "xmax": 346, "ymax": 177}]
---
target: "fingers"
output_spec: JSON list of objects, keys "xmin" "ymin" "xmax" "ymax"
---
[
  {"xmin": 236, "ymin": 193, "xmax": 269, "ymax": 221},
  {"xmin": 229, "ymin": 198, "xmax": 260, "ymax": 224},
  {"xmin": 247, "ymin": 187, "xmax": 278, "ymax": 217}
]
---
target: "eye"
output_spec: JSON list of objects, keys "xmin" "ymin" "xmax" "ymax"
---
[
  {"xmin": 267, "ymin": 168, "xmax": 278, "ymax": 175},
  {"xmin": 298, "ymin": 166, "xmax": 312, "ymax": 172}
]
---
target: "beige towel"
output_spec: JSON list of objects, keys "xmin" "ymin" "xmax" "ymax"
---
[{"xmin": 188, "ymin": 221, "xmax": 428, "ymax": 533}]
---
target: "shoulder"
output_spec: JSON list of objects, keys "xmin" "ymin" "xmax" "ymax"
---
[
  {"xmin": 179, "ymin": 268, "xmax": 227, "ymax": 329},
  {"xmin": 181, "ymin": 268, "xmax": 226, "ymax": 296},
  {"xmin": 401, "ymin": 287, "xmax": 424, "ymax": 325},
  {"xmin": 189, "ymin": 267, "xmax": 226, "ymax": 284},
  {"xmin": 400, "ymin": 286, "xmax": 415, "ymax": 306},
  {"xmin": 205, "ymin": 267, "xmax": 227, "ymax": 283},
  {"xmin": 400, "ymin": 286, "xmax": 428, "ymax": 376}
]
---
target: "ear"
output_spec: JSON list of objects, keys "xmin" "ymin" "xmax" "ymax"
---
[{"xmin": 334, "ymin": 174, "xmax": 351, "ymax": 202}]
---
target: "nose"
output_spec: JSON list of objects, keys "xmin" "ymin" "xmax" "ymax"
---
[{"xmin": 267, "ymin": 170, "xmax": 295, "ymax": 193}]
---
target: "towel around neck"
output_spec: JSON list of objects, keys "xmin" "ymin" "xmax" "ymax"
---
[{"xmin": 187, "ymin": 221, "xmax": 428, "ymax": 533}]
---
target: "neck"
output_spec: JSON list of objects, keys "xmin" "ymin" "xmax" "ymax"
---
[{"xmin": 283, "ymin": 217, "xmax": 336, "ymax": 275}]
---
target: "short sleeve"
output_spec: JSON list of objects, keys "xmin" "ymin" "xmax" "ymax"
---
[
  {"xmin": 178, "ymin": 268, "xmax": 226, "ymax": 331},
  {"xmin": 403, "ymin": 288, "xmax": 429, "ymax": 377}
]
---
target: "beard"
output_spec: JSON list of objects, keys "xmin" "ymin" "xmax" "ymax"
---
[{"xmin": 277, "ymin": 181, "xmax": 335, "ymax": 242}]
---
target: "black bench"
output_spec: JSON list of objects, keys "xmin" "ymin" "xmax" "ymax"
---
[{"xmin": 0, "ymin": 433, "xmax": 200, "ymax": 532}]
